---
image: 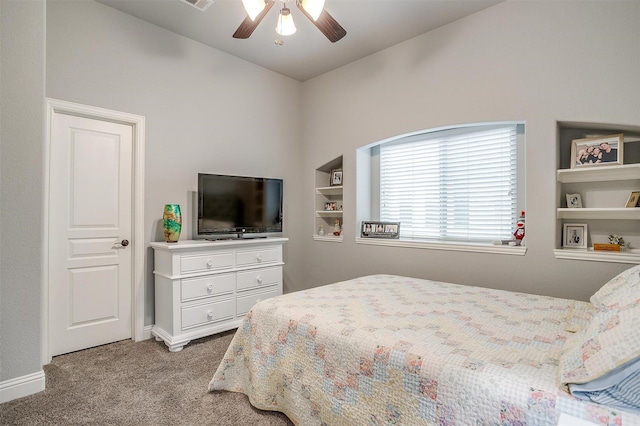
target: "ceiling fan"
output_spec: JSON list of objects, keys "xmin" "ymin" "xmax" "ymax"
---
[{"xmin": 234, "ymin": 0, "xmax": 347, "ymax": 43}]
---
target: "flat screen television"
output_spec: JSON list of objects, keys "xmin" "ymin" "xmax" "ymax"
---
[{"xmin": 197, "ymin": 173, "xmax": 283, "ymax": 238}]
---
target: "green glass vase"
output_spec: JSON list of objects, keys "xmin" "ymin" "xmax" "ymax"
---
[{"xmin": 163, "ymin": 204, "xmax": 182, "ymax": 243}]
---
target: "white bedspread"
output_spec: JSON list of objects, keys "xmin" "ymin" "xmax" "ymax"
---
[{"xmin": 210, "ymin": 275, "xmax": 640, "ymax": 425}]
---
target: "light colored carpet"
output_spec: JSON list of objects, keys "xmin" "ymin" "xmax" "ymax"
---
[{"xmin": 0, "ymin": 331, "xmax": 294, "ymax": 425}]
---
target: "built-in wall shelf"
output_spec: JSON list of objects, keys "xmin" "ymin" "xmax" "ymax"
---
[
  {"xmin": 316, "ymin": 186, "xmax": 343, "ymax": 196},
  {"xmin": 313, "ymin": 235, "xmax": 344, "ymax": 243},
  {"xmin": 555, "ymin": 122, "xmax": 640, "ymax": 264},
  {"xmin": 557, "ymin": 163, "xmax": 640, "ymax": 183},
  {"xmin": 553, "ymin": 248, "xmax": 640, "ymax": 264},
  {"xmin": 557, "ymin": 208, "xmax": 640, "ymax": 220},
  {"xmin": 314, "ymin": 156, "xmax": 344, "ymax": 241},
  {"xmin": 316, "ymin": 210, "xmax": 343, "ymax": 217}
]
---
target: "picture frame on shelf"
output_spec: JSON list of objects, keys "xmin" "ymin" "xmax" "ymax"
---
[
  {"xmin": 330, "ymin": 168, "xmax": 343, "ymax": 186},
  {"xmin": 570, "ymin": 133, "xmax": 623, "ymax": 168},
  {"xmin": 563, "ymin": 223, "xmax": 588, "ymax": 249},
  {"xmin": 625, "ymin": 191, "xmax": 640, "ymax": 208},
  {"xmin": 324, "ymin": 202, "xmax": 338, "ymax": 211},
  {"xmin": 566, "ymin": 193, "xmax": 583, "ymax": 208},
  {"xmin": 361, "ymin": 221, "xmax": 400, "ymax": 239}
]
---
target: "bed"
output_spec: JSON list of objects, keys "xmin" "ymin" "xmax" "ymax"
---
[{"xmin": 209, "ymin": 269, "xmax": 640, "ymax": 425}]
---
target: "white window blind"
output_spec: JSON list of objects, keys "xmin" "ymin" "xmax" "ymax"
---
[{"xmin": 380, "ymin": 125, "xmax": 518, "ymax": 243}]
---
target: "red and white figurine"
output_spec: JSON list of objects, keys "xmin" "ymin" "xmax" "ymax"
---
[{"xmin": 513, "ymin": 211, "xmax": 525, "ymax": 246}]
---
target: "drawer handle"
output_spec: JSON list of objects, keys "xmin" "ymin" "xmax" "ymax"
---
[
  {"xmin": 206, "ymin": 260, "xmax": 213, "ymax": 268},
  {"xmin": 207, "ymin": 310, "xmax": 213, "ymax": 320},
  {"xmin": 207, "ymin": 284, "xmax": 213, "ymax": 292},
  {"xmin": 256, "ymin": 254, "xmax": 263, "ymax": 262},
  {"xmin": 256, "ymin": 276, "xmax": 263, "ymax": 284}
]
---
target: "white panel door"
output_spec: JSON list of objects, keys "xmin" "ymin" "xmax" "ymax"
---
[{"xmin": 49, "ymin": 113, "xmax": 133, "ymax": 356}]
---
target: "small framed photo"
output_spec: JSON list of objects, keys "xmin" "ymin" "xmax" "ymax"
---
[
  {"xmin": 625, "ymin": 191, "xmax": 640, "ymax": 208},
  {"xmin": 566, "ymin": 193, "xmax": 583, "ymax": 208},
  {"xmin": 570, "ymin": 133, "xmax": 623, "ymax": 168},
  {"xmin": 563, "ymin": 223, "xmax": 588, "ymax": 249},
  {"xmin": 361, "ymin": 221, "xmax": 400, "ymax": 239},
  {"xmin": 330, "ymin": 168, "xmax": 343, "ymax": 186},
  {"xmin": 324, "ymin": 202, "xmax": 338, "ymax": 211}
]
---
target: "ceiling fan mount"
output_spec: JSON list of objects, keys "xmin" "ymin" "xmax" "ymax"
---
[{"xmin": 233, "ymin": 0, "xmax": 347, "ymax": 43}]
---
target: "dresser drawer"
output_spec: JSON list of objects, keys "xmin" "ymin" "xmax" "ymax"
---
[
  {"xmin": 237, "ymin": 267, "xmax": 281, "ymax": 292},
  {"xmin": 181, "ymin": 251, "xmax": 234, "ymax": 274},
  {"xmin": 237, "ymin": 288, "xmax": 281, "ymax": 317},
  {"xmin": 236, "ymin": 246, "xmax": 280, "ymax": 268},
  {"xmin": 182, "ymin": 298, "xmax": 235, "ymax": 330},
  {"xmin": 181, "ymin": 273, "xmax": 235, "ymax": 302}
]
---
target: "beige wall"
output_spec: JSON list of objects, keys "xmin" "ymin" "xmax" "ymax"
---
[
  {"xmin": 300, "ymin": 1, "xmax": 640, "ymax": 301},
  {"xmin": 46, "ymin": 0, "xmax": 305, "ymax": 325},
  {"xmin": 0, "ymin": 0, "xmax": 46, "ymax": 384}
]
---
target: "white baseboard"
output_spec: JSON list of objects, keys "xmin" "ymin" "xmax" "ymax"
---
[
  {"xmin": 2, "ymin": 327, "xmax": 153, "ymax": 404},
  {"xmin": 142, "ymin": 324, "xmax": 153, "ymax": 340},
  {"xmin": 0, "ymin": 370, "xmax": 45, "ymax": 403}
]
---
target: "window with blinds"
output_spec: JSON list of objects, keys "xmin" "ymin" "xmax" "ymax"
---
[{"xmin": 379, "ymin": 125, "xmax": 518, "ymax": 243}]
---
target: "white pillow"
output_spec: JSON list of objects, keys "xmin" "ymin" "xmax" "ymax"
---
[
  {"xmin": 590, "ymin": 265, "xmax": 640, "ymax": 310},
  {"xmin": 559, "ymin": 299, "xmax": 640, "ymax": 385}
]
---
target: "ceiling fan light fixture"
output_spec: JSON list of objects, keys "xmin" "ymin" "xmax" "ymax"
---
[
  {"xmin": 300, "ymin": 0, "xmax": 325, "ymax": 21},
  {"xmin": 275, "ymin": 7, "xmax": 296, "ymax": 36},
  {"xmin": 242, "ymin": 0, "xmax": 266, "ymax": 21}
]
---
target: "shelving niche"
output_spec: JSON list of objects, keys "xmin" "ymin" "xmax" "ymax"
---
[
  {"xmin": 314, "ymin": 156, "xmax": 343, "ymax": 242},
  {"xmin": 555, "ymin": 122, "xmax": 640, "ymax": 264}
]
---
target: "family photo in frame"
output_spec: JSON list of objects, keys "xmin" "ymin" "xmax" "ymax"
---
[
  {"xmin": 361, "ymin": 221, "xmax": 400, "ymax": 239},
  {"xmin": 571, "ymin": 133, "xmax": 623, "ymax": 168}
]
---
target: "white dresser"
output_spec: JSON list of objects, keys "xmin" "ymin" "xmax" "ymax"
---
[{"xmin": 150, "ymin": 237, "xmax": 287, "ymax": 352}]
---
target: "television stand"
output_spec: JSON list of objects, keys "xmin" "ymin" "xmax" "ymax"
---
[{"xmin": 150, "ymin": 237, "xmax": 288, "ymax": 352}]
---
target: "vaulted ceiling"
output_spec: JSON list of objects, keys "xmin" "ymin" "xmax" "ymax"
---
[{"xmin": 95, "ymin": 0, "xmax": 502, "ymax": 81}]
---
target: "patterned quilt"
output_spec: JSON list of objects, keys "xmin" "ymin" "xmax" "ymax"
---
[{"xmin": 209, "ymin": 275, "xmax": 640, "ymax": 425}]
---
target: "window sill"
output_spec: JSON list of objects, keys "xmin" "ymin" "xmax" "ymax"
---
[{"xmin": 354, "ymin": 237, "xmax": 527, "ymax": 256}]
